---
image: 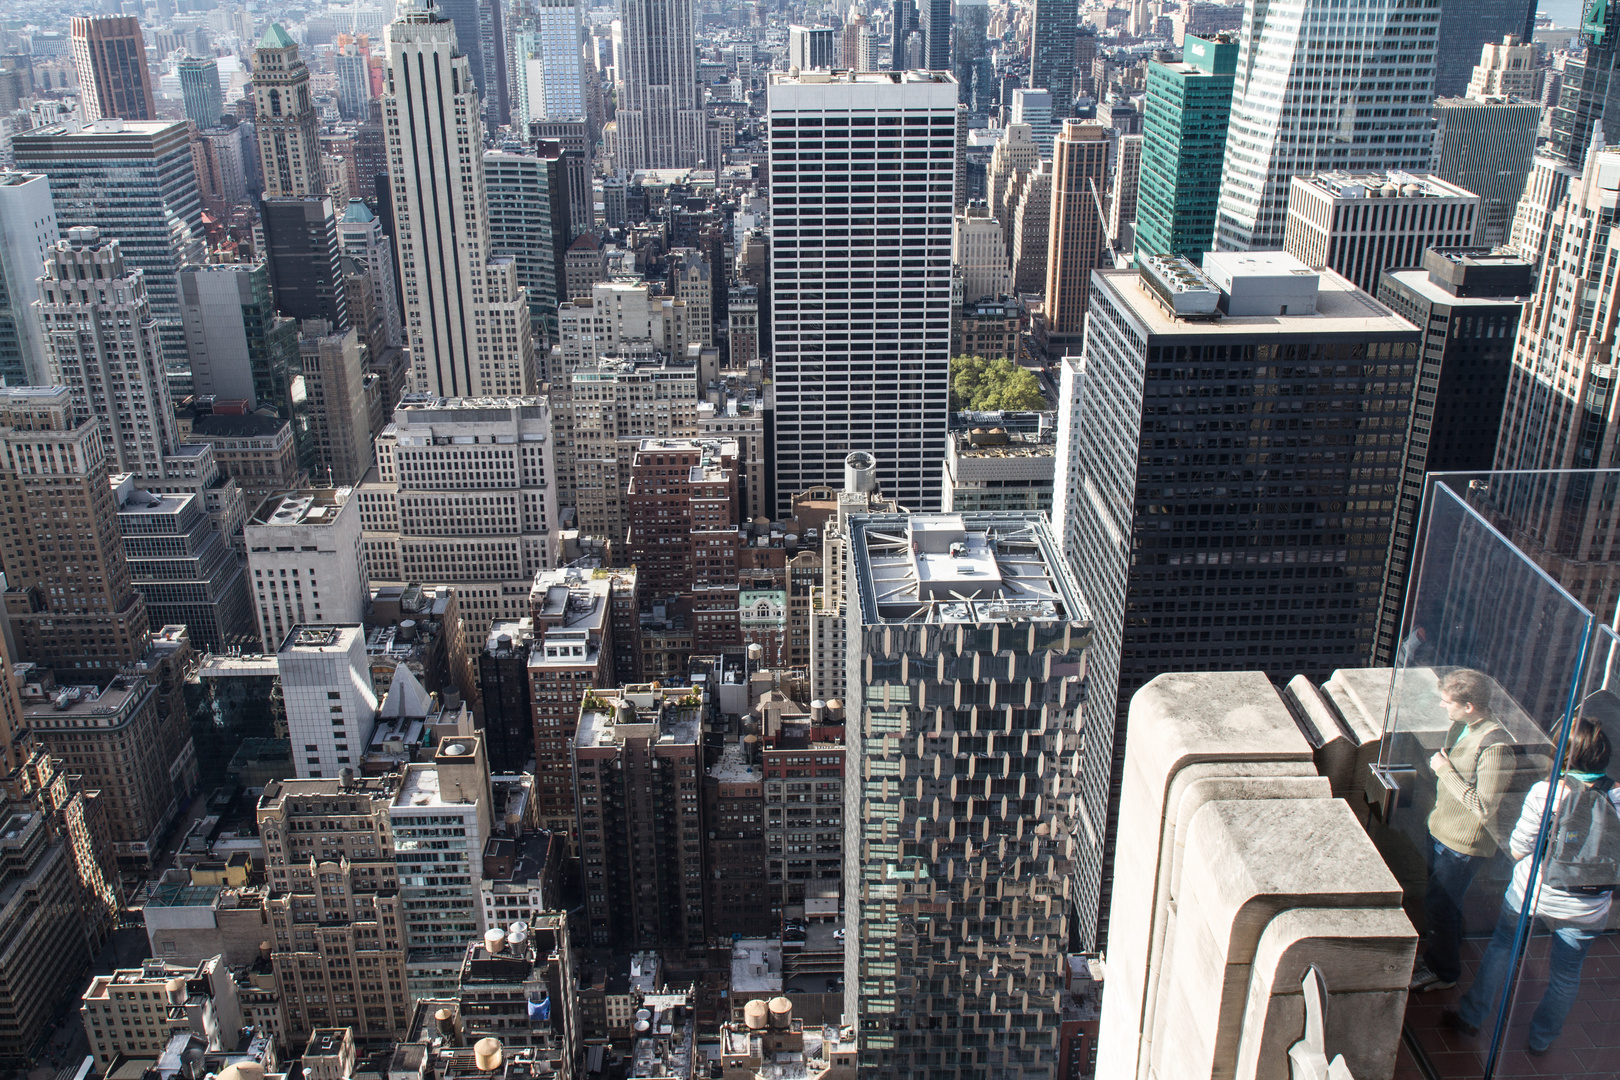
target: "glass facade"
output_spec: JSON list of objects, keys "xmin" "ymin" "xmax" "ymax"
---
[
  {"xmin": 1381, "ymin": 469, "xmax": 1620, "ymax": 1076},
  {"xmin": 1134, "ymin": 35, "xmax": 1235, "ymax": 259}
]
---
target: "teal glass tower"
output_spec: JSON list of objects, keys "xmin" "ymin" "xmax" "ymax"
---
[{"xmin": 1134, "ymin": 34, "xmax": 1237, "ymax": 259}]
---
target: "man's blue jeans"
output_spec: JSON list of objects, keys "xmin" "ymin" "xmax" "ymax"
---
[
  {"xmin": 1457, "ymin": 901, "xmax": 1601, "ymax": 1052},
  {"xmin": 1424, "ymin": 837, "xmax": 1485, "ymax": 983}
]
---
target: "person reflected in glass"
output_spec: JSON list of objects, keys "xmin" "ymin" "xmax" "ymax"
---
[
  {"xmin": 1410, "ymin": 668, "xmax": 1514, "ymax": 993},
  {"xmin": 1445, "ymin": 720, "xmax": 1619, "ymax": 1055}
]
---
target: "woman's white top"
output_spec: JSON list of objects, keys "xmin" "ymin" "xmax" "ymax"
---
[{"xmin": 1506, "ymin": 778, "xmax": 1620, "ymax": 928}]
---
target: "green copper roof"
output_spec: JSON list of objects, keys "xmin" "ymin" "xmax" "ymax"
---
[{"xmin": 257, "ymin": 23, "xmax": 296, "ymax": 50}]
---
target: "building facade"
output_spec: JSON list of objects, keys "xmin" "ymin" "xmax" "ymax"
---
[
  {"xmin": 1135, "ymin": 34, "xmax": 1236, "ymax": 259},
  {"xmin": 0, "ymin": 386, "xmax": 150, "ymax": 669},
  {"xmin": 259, "ymin": 774, "xmax": 411, "ymax": 1044},
  {"xmin": 1282, "ymin": 172, "xmax": 1480, "ymax": 296},
  {"xmin": 355, "ymin": 395, "xmax": 558, "ymax": 636},
  {"xmin": 71, "ymin": 16, "xmax": 155, "ymax": 122},
  {"xmin": 843, "ymin": 512, "xmax": 1090, "ymax": 1079},
  {"xmin": 1376, "ymin": 250, "xmax": 1529, "ymax": 664},
  {"xmin": 573, "ymin": 685, "xmax": 706, "ymax": 953},
  {"xmin": 385, "ymin": 0, "xmax": 537, "ymax": 399},
  {"xmin": 767, "ymin": 71, "xmax": 956, "ymax": 515},
  {"xmin": 37, "ymin": 228, "xmax": 180, "ymax": 482},
  {"xmin": 1052, "ymin": 252, "xmax": 1420, "ymax": 947},
  {"xmin": 245, "ymin": 489, "xmax": 371, "ymax": 653},
  {"xmin": 1214, "ymin": 0, "xmax": 1440, "ymax": 251},
  {"xmin": 13, "ymin": 120, "xmax": 205, "ymax": 361},
  {"xmin": 615, "ymin": 0, "xmax": 704, "ymax": 169},
  {"xmin": 0, "ymin": 175, "xmax": 57, "ymax": 388},
  {"xmin": 1044, "ymin": 119, "xmax": 1111, "ymax": 346},
  {"xmin": 253, "ymin": 25, "xmax": 326, "ymax": 199}
]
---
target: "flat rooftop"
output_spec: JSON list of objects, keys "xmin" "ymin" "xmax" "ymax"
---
[
  {"xmin": 279, "ymin": 624, "xmax": 363, "ymax": 654},
  {"xmin": 1294, "ymin": 170, "xmax": 1477, "ymax": 200},
  {"xmin": 250, "ymin": 488, "xmax": 352, "ymax": 527},
  {"xmin": 849, "ymin": 512, "xmax": 1091, "ymax": 625},
  {"xmin": 1096, "ymin": 265, "xmax": 1417, "ymax": 338},
  {"xmin": 1382, "ymin": 268, "xmax": 1529, "ymax": 310}
]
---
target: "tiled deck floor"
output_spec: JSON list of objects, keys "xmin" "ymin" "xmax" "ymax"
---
[{"xmin": 1396, "ymin": 932, "xmax": 1620, "ymax": 1078}]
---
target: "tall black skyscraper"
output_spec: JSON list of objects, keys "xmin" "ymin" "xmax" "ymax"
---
[
  {"xmin": 1434, "ymin": 0, "xmax": 1536, "ymax": 98},
  {"xmin": 919, "ymin": 0, "xmax": 950, "ymax": 69},
  {"xmin": 890, "ymin": 0, "xmax": 917, "ymax": 71},
  {"xmin": 1030, "ymin": 0, "xmax": 1077, "ymax": 117}
]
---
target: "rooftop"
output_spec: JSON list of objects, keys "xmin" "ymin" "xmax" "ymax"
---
[
  {"xmin": 250, "ymin": 488, "xmax": 352, "ymax": 528},
  {"xmin": 1293, "ymin": 170, "xmax": 1478, "ymax": 201},
  {"xmin": 278, "ymin": 624, "xmax": 363, "ymax": 655},
  {"xmin": 189, "ymin": 410, "xmax": 292, "ymax": 442},
  {"xmin": 950, "ymin": 428, "xmax": 1055, "ymax": 458},
  {"xmin": 1102, "ymin": 260, "xmax": 1415, "ymax": 336},
  {"xmin": 575, "ymin": 685, "xmax": 703, "ymax": 751},
  {"xmin": 849, "ymin": 512, "xmax": 1090, "ymax": 625},
  {"xmin": 709, "ymin": 741, "xmax": 761, "ymax": 784}
]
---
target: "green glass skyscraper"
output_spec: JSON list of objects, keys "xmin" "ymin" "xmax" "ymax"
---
[{"xmin": 1134, "ymin": 34, "xmax": 1237, "ymax": 259}]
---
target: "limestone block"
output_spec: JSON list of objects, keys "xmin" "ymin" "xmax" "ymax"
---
[
  {"xmin": 1098, "ymin": 672, "xmax": 1322, "ymax": 1080},
  {"xmin": 1149, "ymin": 797, "xmax": 1406, "ymax": 1080},
  {"xmin": 1233, "ymin": 908, "xmax": 1417, "ymax": 1080},
  {"xmin": 1286, "ymin": 674, "xmax": 1368, "ymax": 806}
]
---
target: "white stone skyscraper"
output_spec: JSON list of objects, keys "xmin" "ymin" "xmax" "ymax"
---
[
  {"xmin": 35, "ymin": 227, "xmax": 180, "ymax": 482},
  {"xmin": 616, "ymin": 0, "xmax": 704, "ymax": 169},
  {"xmin": 385, "ymin": 0, "xmax": 537, "ymax": 398},
  {"xmin": 1214, "ymin": 0, "xmax": 1440, "ymax": 251},
  {"xmin": 766, "ymin": 71, "xmax": 957, "ymax": 514}
]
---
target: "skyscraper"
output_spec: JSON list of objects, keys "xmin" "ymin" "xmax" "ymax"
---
[
  {"xmin": 261, "ymin": 196, "xmax": 350, "ymax": 330},
  {"xmin": 1028, "ymin": 0, "xmax": 1077, "ymax": 117},
  {"xmin": 767, "ymin": 71, "xmax": 956, "ymax": 515},
  {"xmin": 0, "ymin": 173, "xmax": 58, "ymax": 387},
  {"xmin": 1376, "ymin": 249, "xmax": 1530, "ymax": 663},
  {"xmin": 36, "ymin": 228, "xmax": 180, "ymax": 482},
  {"xmin": 335, "ymin": 198, "xmax": 403, "ymax": 350},
  {"xmin": 1282, "ymin": 172, "xmax": 1480, "ymax": 295},
  {"xmin": 1433, "ymin": 0, "xmax": 1535, "ymax": 98},
  {"xmin": 889, "ymin": 0, "xmax": 918, "ymax": 73},
  {"xmin": 510, "ymin": 0, "xmax": 587, "ymax": 131},
  {"xmin": 1214, "ymin": 0, "xmax": 1440, "ymax": 251},
  {"xmin": 1431, "ymin": 94, "xmax": 1539, "ymax": 247},
  {"xmin": 178, "ymin": 260, "xmax": 300, "ymax": 415},
  {"xmin": 484, "ymin": 146, "xmax": 570, "ymax": 345},
  {"xmin": 13, "ymin": 120, "xmax": 205, "ymax": 363},
  {"xmin": 616, "ymin": 0, "xmax": 704, "ymax": 169},
  {"xmin": 385, "ymin": 0, "xmax": 537, "ymax": 398},
  {"xmin": 1498, "ymin": 146, "xmax": 1620, "ymax": 485},
  {"xmin": 438, "ymin": 0, "xmax": 508, "ymax": 129},
  {"xmin": 1052, "ymin": 252, "xmax": 1420, "ymax": 945},
  {"xmin": 300, "ymin": 327, "xmax": 373, "ymax": 486},
  {"xmin": 0, "ymin": 386, "xmax": 150, "ymax": 670},
  {"xmin": 245, "ymin": 489, "xmax": 370, "ymax": 654},
  {"xmin": 953, "ymin": 0, "xmax": 992, "ymax": 113},
  {"xmin": 253, "ymin": 24, "xmax": 325, "ymax": 199},
  {"xmin": 788, "ymin": 25, "xmax": 837, "ymax": 71},
  {"xmin": 918, "ymin": 0, "xmax": 951, "ymax": 70},
  {"xmin": 1135, "ymin": 33, "xmax": 1236, "ymax": 259},
  {"xmin": 70, "ymin": 15, "xmax": 155, "ymax": 122},
  {"xmin": 259, "ymin": 773, "xmax": 411, "ymax": 1044},
  {"xmin": 842, "ymin": 511, "xmax": 1090, "ymax": 1078},
  {"xmin": 177, "ymin": 56, "xmax": 224, "ymax": 128},
  {"xmin": 335, "ymin": 44, "xmax": 372, "ymax": 121},
  {"xmin": 1043, "ymin": 119, "xmax": 1110, "ymax": 345}
]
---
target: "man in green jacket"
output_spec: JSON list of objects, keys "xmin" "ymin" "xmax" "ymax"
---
[{"xmin": 1410, "ymin": 667, "xmax": 1515, "ymax": 992}]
